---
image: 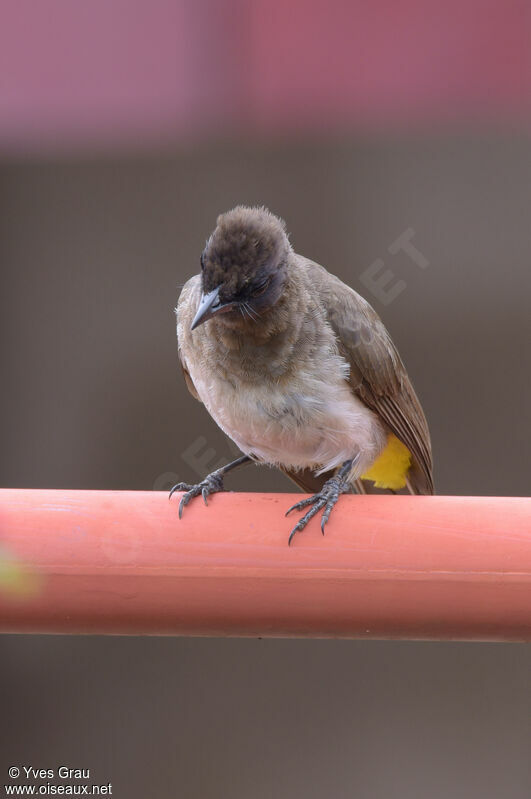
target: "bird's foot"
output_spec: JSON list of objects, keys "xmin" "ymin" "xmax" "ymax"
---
[
  {"xmin": 285, "ymin": 471, "xmax": 352, "ymax": 545},
  {"xmin": 169, "ymin": 471, "xmax": 225, "ymax": 519}
]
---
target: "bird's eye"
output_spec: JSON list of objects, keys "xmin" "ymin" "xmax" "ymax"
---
[{"xmin": 251, "ymin": 277, "xmax": 271, "ymax": 297}]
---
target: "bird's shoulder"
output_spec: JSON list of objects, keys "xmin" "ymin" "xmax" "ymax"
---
[
  {"xmin": 176, "ymin": 274, "xmax": 202, "ymax": 402},
  {"xmin": 294, "ymin": 254, "xmax": 434, "ymax": 494},
  {"xmin": 294, "ymin": 255, "xmax": 402, "ymax": 395},
  {"xmin": 176, "ymin": 274, "xmax": 201, "ymax": 331}
]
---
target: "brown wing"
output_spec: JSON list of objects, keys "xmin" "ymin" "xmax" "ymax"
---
[
  {"xmin": 178, "ymin": 351, "xmax": 200, "ymax": 401},
  {"xmin": 300, "ymin": 256, "xmax": 434, "ymax": 495},
  {"xmin": 176, "ymin": 275, "xmax": 202, "ymax": 403},
  {"xmin": 277, "ymin": 465, "xmax": 334, "ymax": 494},
  {"xmin": 277, "ymin": 465, "xmax": 379, "ymax": 496}
]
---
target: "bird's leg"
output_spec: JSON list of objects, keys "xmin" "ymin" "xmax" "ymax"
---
[
  {"xmin": 169, "ymin": 454, "xmax": 252, "ymax": 519},
  {"xmin": 285, "ymin": 456, "xmax": 359, "ymax": 545}
]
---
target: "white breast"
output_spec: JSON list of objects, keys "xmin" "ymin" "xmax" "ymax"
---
[{"xmin": 186, "ymin": 349, "xmax": 386, "ymax": 476}]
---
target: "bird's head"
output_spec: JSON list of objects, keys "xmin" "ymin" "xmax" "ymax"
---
[{"xmin": 191, "ymin": 206, "xmax": 291, "ymax": 330}]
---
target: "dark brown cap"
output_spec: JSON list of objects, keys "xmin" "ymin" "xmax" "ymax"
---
[{"xmin": 201, "ymin": 206, "xmax": 291, "ymax": 301}]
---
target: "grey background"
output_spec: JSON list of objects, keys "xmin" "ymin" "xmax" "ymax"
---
[{"xmin": 1, "ymin": 134, "xmax": 530, "ymax": 796}]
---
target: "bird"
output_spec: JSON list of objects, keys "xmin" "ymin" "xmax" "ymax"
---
[{"xmin": 171, "ymin": 206, "xmax": 433, "ymax": 544}]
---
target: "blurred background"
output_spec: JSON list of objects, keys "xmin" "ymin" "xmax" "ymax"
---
[{"xmin": 1, "ymin": 1, "xmax": 530, "ymax": 796}]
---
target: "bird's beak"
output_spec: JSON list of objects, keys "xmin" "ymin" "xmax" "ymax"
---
[{"xmin": 191, "ymin": 286, "xmax": 236, "ymax": 330}]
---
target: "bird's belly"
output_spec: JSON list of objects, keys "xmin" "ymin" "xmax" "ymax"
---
[{"xmin": 193, "ymin": 368, "xmax": 386, "ymax": 475}]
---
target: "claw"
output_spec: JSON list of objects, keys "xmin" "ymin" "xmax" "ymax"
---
[
  {"xmin": 169, "ymin": 483, "xmax": 184, "ymax": 501},
  {"xmin": 170, "ymin": 472, "xmax": 225, "ymax": 518},
  {"xmin": 286, "ymin": 462, "xmax": 354, "ymax": 544},
  {"xmin": 285, "ymin": 495, "xmax": 316, "ymax": 516},
  {"xmin": 320, "ymin": 498, "xmax": 336, "ymax": 534},
  {"xmin": 178, "ymin": 486, "xmax": 202, "ymax": 518},
  {"xmin": 288, "ymin": 499, "xmax": 325, "ymax": 544},
  {"xmin": 169, "ymin": 481, "xmax": 195, "ymax": 501}
]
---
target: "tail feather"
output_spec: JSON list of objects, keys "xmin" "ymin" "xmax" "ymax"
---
[
  {"xmin": 280, "ymin": 464, "xmax": 434, "ymax": 496},
  {"xmin": 406, "ymin": 462, "xmax": 435, "ymax": 495}
]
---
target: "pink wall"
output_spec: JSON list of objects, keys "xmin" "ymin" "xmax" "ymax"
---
[
  {"xmin": 0, "ymin": 0, "xmax": 529, "ymax": 151},
  {"xmin": 247, "ymin": 0, "xmax": 530, "ymax": 131}
]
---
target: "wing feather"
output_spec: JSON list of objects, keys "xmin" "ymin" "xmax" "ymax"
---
[
  {"xmin": 300, "ymin": 257, "xmax": 434, "ymax": 495},
  {"xmin": 176, "ymin": 275, "xmax": 202, "ymax": 403}
]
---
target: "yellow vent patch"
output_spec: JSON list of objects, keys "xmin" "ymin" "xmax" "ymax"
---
[{"xmin": 361, "ymin": 433, "xmax": 411, "ymax": 491}]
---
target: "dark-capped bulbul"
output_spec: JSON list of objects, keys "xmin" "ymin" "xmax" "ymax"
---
[{"xmin": 171, "ymin": 206, "xmax": 433, "ymax": 543}]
